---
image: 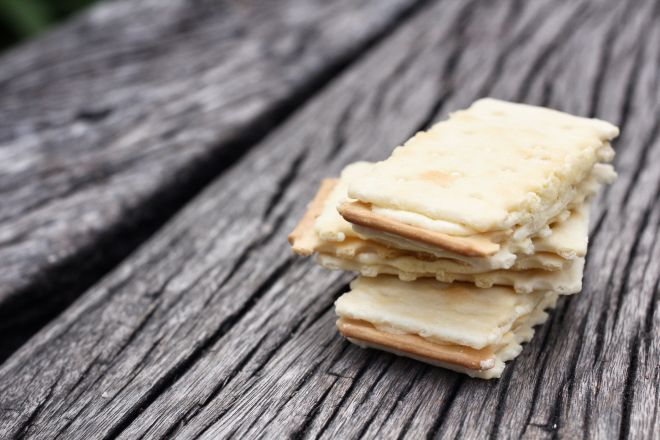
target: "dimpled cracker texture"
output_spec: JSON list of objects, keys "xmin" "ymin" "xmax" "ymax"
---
[
  {"xmin": 288, "ymin": 168, "xmax": 592, "ymax": 292},
  {"xmin": 335, "ymin": 276, "xmax": 558, "ymax": 379},
  {"xmin": 317, "ymin": 164, "xmax": 595, "ymax": 265},
  {"xmin": 347, "ymin": 98, "xmax": 618, "ymax": 235}
]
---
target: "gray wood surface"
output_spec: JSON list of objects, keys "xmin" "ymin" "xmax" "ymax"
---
[
  {"xmin": 1, "ymin": 0, "xmax": 659, "ymax": 438},
  {"xmin": 0, "ymin": 0, "xmax": 419, "ymax": 358}
]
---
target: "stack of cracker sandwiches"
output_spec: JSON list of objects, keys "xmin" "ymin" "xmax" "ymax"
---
[{"xmin": 289, "ymin": 99, "xmax": 618, "ymax": 379}]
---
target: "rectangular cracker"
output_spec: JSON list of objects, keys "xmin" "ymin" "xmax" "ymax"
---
[
  {"xmin": 289, "ymin": 177, "xmax": 590, "ymax": 291},
  {"xmin": 347, "ymin": 98, "xmax": 618, "ymax": 236},
  {"xmin": 341, "ymin": 163, "xmax": 610, "ymax": 257},
  {"xmin": 335, "ymin": 276, "xmax": 546, "ymax": 349},
  {"xmin": 335, "ymin": 276, "xmax": 558, "ymax": 379}
]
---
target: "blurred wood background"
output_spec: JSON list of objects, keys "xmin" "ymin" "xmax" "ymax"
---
[{"xmin": 0, "ymin": 0, "xmax": 658, "ymax": 438}]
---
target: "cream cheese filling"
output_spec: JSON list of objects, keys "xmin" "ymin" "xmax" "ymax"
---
[{"xmin": 371, "ymin": 206, "xmax": 477, "ymax": 236}]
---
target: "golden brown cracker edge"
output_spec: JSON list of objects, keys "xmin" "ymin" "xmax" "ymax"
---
[
  {"xmin": 336, "ymin": 318, "xmax": 496, "ymax": 371},
  {"xmin": 337, "ymin": 201, "xmax": 500, "ymax": 257},
  {"xmin": 288, "ymin": 179, "xmax": 338, "ymax": 255}
]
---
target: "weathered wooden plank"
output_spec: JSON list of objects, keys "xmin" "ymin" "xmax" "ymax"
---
[
  {"xmin": 1, "ymin": 0, "xmax": 659, "ymax": 438},
  {"xmin": 0, "ymin": 0, "xmax": 421, "ymax": 359}
]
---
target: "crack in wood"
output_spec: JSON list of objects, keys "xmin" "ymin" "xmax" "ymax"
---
[
  {"xmin": 263, "ymin": 150, "xmax": 308, "ymax": 220},
  {"xmin": 516, "ymin": 2, "xmax": 590, "ymax": 102},
  {"xmin": 488, "ymin": 363, "xmax": 516, "ymax": 440},
  {"xmin": 425, "ymin": 377, "xmax": 464, "ymax": 439},
  {"xmin": 618, "ymin": 330, "xmax": 641, "ymax": 440}
]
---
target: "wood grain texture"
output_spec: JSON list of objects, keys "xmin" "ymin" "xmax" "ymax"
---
[
  {"xmin": 0, "ymin": 0, "xmax": 420, "ymax": 358},
  {"xmin": 1, "ymin": 0, "xmax": 659, "ymax": 438}
]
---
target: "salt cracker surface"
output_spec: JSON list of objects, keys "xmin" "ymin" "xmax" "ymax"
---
[
  {"xmin": 289, "ymin": 173, "xmax": 592, "ymax": 291},
  {"xmin": 344, "ymin": 290, "xmax": 557, "ymax": 379},
  {"xmin": 306, "ymin": 166, "xmax": 593, "ymax": 274},
  {"xmin": 348, "ymin": 98, "xmax": 618, "ymax": 232},
  {"xmin": 335, "ymin": 276, "xmax": 545, "ymax": 349}
]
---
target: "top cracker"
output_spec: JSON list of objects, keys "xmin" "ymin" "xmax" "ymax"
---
[{"xmin": 346, "ymin": 98, "xmax": 618, "ymax": 234}]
